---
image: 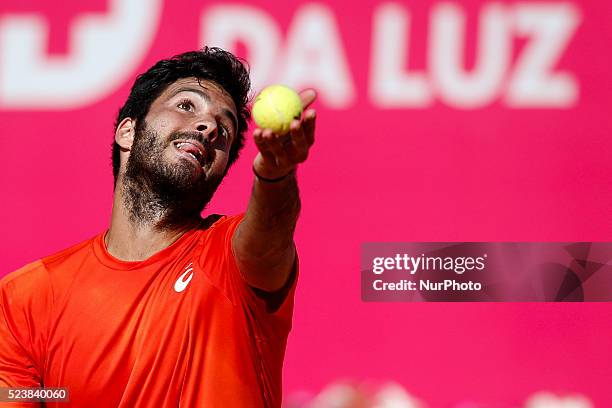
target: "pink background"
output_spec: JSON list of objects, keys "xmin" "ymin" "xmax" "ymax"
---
[{"xmin": 1, "ymin": 0, "xmax": 611, "ymax": 406}]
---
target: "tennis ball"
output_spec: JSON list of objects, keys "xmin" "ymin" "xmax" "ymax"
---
[{"xmin": 252, "ymin": 85, "xmax": 303, "ymax": 135}]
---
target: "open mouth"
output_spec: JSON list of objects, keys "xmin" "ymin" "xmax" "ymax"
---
[{"xmin": 172, "ymin": 140, "xmax": 206, "ymax": 167}]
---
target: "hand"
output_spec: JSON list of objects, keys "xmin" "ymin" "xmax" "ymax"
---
[{"xmin": 252, "ymin": 89, "xmax": 317, "ymax": 180}]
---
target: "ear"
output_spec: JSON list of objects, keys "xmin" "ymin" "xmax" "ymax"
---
[{"xmin": 115, "ymin": 117, "xmax": 136, "ymax": 151}]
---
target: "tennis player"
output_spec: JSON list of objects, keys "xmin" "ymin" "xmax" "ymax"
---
[{"xmin": 0, "ymin": 47, "xmax": 316, "ymax": 407}]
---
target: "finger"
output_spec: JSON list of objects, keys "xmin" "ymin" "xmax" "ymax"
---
[
  {"xmin": 287, "ymin": 120, "xmax": 308, "ymax": 163},
  {"xmin": 262, "ymin": 129, "xmax": 292, "ymax": 168},
  {"xmin": 302, "ymin": 109, "xmax": 316, "ymax": 146},
  {"xmin": 299, "ymin": 89, "xmax": 317, "ymax": 110},
  {"xmin": 253, "ymin": 129, "xmax": 277, "ymax": 164}
]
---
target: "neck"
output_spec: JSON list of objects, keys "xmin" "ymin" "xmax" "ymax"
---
[{"xmin": 104, "ymin": 176, "xmax": 202, "ymax": 261}]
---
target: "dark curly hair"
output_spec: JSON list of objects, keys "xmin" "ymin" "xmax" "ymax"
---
[{"xmin": 112, "ymin": 47, "xmax": 251, "ymax": 187}]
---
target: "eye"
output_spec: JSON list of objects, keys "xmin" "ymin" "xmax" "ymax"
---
[
  {"xmin": 220, "ymin": 124, "xmax": 230, "ymax": 137},
  {"xmin": 177, "ymin": 99, "xmax": 194, "ymax": 112}
]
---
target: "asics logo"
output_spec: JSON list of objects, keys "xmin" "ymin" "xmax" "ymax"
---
[{"xmin": 174, "ymin": 262, "xmax": 194, "ymax": 293}]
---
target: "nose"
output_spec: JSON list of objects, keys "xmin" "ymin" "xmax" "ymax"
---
[{"xmin": 193, "ymin": 118, "xmax": 218, "ymax": 143}]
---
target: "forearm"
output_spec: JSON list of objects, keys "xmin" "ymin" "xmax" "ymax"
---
[
  {"xmin": 233, "ymin": 171, "xmax": 300, "ymax": 291},
  {"xmin": 234, "ymin": 88, "xmax": 316, "ymax": 291}
]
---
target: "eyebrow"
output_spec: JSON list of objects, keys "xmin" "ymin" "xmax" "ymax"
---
[{"xmin": 169, "ymin": 87, "xmax": 239, "ymax": 137}]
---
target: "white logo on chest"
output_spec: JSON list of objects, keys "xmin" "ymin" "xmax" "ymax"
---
[{"xmin": 174, "ymin": 262, "xmax": 194, "ymax": 293}]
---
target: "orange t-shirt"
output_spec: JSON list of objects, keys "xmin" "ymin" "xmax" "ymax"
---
[{"xmin": 0, "ymin": 214, "xmax": 297, "ymax": 407}]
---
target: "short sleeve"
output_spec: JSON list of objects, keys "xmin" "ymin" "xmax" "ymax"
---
[
  {"xmin": 0, "ymin": 262, "xmax": 49, "ymax": 390},
  {"xmin": 198, "ymin": 214, "xmax": 299, "ymax": 336}
]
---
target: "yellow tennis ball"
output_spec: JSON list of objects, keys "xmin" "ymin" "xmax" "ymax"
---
[{"xmin": 252, "ymin": 85, "xmax": 303, "ymax": 135}]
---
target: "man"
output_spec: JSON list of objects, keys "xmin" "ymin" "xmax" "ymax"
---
[{"xmin": 0, "ymin": 47, "xmax": 316, "ymax": 407}]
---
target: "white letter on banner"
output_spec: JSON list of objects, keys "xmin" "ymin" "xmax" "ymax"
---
[
  {"xmin": 505, "ymin": 3, "xmax": 581, "ymax": 108},
  {"xmin": 429, "ymin": 2, "xmax": 511, "ymax": 108},
  {"xmin": 369, "ymin": 3, "xmax": 432, "ymax": 108},
  {"xmin": 279, "ymin": 4, "xmax": 355, "ymax": 108},
  {"xmin": 0, "ymin": 0, "xmax": 161, "ymax": 109},
  {"xmin": 201, "ymin": 5, "xmax": 282, "ymax": 92}
]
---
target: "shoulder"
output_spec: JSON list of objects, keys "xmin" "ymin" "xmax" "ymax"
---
[
  {"xmin": 1, "ymin": 259, "xmax": 49, "ymax": 296},
  {"xmin": 197, "ymin": 213, "xmax": 298, "ymax": 317},
  {"xmin": 199, "ymin": 213, "xmax": 245, "ymax": 247},
  {"xmin": 1, "ymin": 234, "xmax": 98, "ymax": 305},
  {"xmin": 205, "ymin": 213, "xmax": 245, "ymax": 233},
  {"xmin": 0, "ymin": 260, "xmax": 52, "ymax": 325}
]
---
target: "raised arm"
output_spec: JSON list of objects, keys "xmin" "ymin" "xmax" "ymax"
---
[{"xmin": 232, "ymin": 90, "xmax": 317, "ymax": 292}]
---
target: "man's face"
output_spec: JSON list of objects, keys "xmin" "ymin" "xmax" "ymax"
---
[{"xmin": 123, "ymin": 77, "xmax": 239, "ymax": 215}]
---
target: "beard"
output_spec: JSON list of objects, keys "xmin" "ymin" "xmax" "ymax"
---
[{"xmin": 121, "ymin": 122, "xmax": 223, "ymax": 229}]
